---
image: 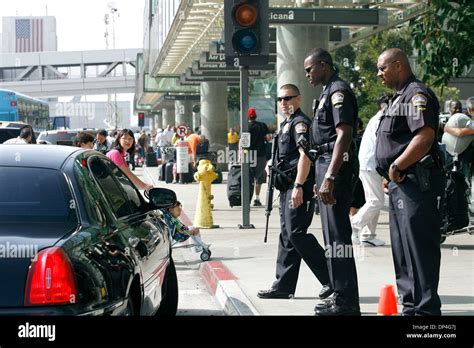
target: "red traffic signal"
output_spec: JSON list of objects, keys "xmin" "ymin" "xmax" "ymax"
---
[{"xmin": 138, "ymin": 112, "xmax": 145, "ymax": 127}]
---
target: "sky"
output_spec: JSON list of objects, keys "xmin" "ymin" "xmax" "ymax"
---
[
  {"xmin": 0, "ymin": 0, "xmax": 145, "ymax": 106},
  {"xmin": 0, "ymin": 0, "xmax": 145, "ymax": 51}
]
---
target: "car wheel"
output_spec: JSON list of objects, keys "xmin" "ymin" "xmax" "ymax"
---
[{"xmin": 156, "ymin": 257, "xmax": 178, "ymax": 316}]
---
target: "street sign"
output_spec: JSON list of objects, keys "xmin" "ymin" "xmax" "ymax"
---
[
  {"xmin": 163, "ymin": 94, "xmax": 200, "ymax": 101},
  {"xmin": 176, "ymin": 125, "xmax": 188, "ymax": 138},
  {"xmin": 200, "ymin": 52, "xmax": 276, "ymax": 65},
  {"xmin": 240, "ymin": 132, "xmax": 251, "ymax": 148},
  {"xmin": 192, "ymin": 60, "xmax": 275, "ymax": 73},
  {"xmin": 268, "ymin": 8, "xmax": 386, "ymax": 25},
  {"xmin": 186, "ymin": 68, "xmax": 262, "ymax": 78}
]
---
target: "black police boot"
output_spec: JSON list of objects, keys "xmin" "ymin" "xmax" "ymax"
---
[
  {"xmin": 319, "ymin": 285, "xmax": 334, "ymax": 299},
  {"xmin": 314, "ymin": 298, "xmax": 334, "ymax": 312},
  {"xmin": 315, "ymin": 302, "xmax": 361, "ymax": 316},
  {"xmin": 257, "ymin": 288, "xmax": 292, "ymax": 299}
]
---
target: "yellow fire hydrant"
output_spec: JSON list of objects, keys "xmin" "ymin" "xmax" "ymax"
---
[{"xmin": 193, "ymin": 160, "xmax": 219, "ymax": 228}]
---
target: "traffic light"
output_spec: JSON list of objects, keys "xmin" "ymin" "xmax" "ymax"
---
[
  {"xmin": 224, "ymin": 0, "xmax": 269, "ymax": 67},
  {"xmin": 138, "ymin": 112, "xmax": 145, "ymax": 127}
]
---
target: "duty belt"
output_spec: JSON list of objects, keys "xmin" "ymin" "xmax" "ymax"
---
[{"xmin": 314, "ymin": 141, "xmax": 336, "ymax": 156}]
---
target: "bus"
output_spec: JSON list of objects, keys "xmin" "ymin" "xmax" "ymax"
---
[{"xmin": 0, "ymin": 89, "xmax": 49, "ymax": 132}]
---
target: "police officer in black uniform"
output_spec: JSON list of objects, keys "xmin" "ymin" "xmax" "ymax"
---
[
  {"xmin": 304, "ymin": 48, "xmax": 360, "ymax": 316},
  {"xmin": 375, "ymin": 48, "xmax": 445, "ymax": 316},
  {"xmin": 257, "ymin": 84, "xmax": 332, "ymax": 300}
]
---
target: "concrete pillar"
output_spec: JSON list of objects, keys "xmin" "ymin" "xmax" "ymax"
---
[
  {"xmin": 154, "ymin": 113, "xmax": 162, "ymax": 130},
  {"xmin": 175, "ymin": 100, "xmax": 193, "ymax": 127},
  {"xmin": 162, "ymin": 107, "xmax": 175, "ymax": 128},
  {"xmin": 276, "ymin": 25, "xmax": 329, "ymax": 122},
  {"xmin": 200, "ymin": 82, "xmax": 227, "ymax": 153}
]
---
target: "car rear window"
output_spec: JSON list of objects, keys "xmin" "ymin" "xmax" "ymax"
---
[
  {"xmin": 0, "ymin": 167, "xmax": 78, "ymax": 225},
  {"xmin": 0, "ymin": 129, "xmax": 19, "ymax": 144},
  {"xmin": 37, "ymin": 132, "xmax": 78, "ymax": 145}
]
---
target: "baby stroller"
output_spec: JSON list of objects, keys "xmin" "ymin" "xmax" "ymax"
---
[{"xmin": 161, "ymin": 209, "xmax": 212, "ymax": 261}]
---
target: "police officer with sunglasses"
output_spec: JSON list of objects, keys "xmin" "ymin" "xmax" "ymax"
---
[
  {"xmin": 257, "ymin": 83, "xmax": 332, "ymax": 301},
  {"xmin": 304, "ymin": 48, "xmax": 361, "ymax": 316}
]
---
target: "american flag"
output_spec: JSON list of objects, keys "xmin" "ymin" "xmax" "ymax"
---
[{"xmin": 15, "ymin": 18, "xmax": 43, "ymax": 53}]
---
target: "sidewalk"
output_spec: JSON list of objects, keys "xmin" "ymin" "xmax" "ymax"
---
[{"xmin": 142, "ymin": 166, "xmax": 474, "ymax": 316}]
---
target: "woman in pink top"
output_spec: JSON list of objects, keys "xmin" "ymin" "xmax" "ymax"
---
[{"xmin": 107, "ymin": 129, "xmax": 154, "ymax": 192}]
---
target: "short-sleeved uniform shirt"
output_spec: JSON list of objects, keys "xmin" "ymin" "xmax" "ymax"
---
[
  {"xmin": 278, "ymin": 108, "xmax": 312, "ymax": 169},
  {"xmin": 107, "ymin": 149, "xmax": 127, "ymax": 168},
  {"xmin": 311, "ymin": 73, "xmax": 358, "ymax": 146},
  {"xmin": 375, "ymin": 74, "xmax": 440, "ymax": 173},
  {"xmin": 249, "ymin": 120, "xmax": 269, "ymax": 157}
]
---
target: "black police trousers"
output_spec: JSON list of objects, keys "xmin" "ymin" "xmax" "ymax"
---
[
  {"xmin": 272, "ymin": 184, "xmax": 330, "ymax": 294},
  {"xmin": 388, "ymin": 168, "xmax": 445, "ymax": 315},
  {"xmin": 315, "ymin": 155, "xmax": 360, "ymax": 308}
]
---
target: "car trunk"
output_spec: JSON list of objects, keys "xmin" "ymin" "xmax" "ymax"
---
[{"xmin": 0, "ymin": 224, "xmax": 75, "ymax": 308}]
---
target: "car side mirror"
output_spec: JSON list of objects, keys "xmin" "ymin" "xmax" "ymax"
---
[{"xmin": 147, "ymin": 188, "xmax": 177, "ymax": 209}]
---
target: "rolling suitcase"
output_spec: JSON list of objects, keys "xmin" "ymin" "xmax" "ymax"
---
[
  {"xmin": 158, "ymin": 164, "xmax": 166, "ymax": 181},
  {"xmin": 165, "ymin": 162, "xmax": 175, "ymax": 184},
  {"xmin": 179, "ymin": 163, "xmax": 195, "ymax": 184},
  {"xmin": 146, "ymin": 152, "xmax": 158, "ymax": 167},
  {"xmin": 227, "ymin": 164, "xmax": 254, "ymax": 207}
]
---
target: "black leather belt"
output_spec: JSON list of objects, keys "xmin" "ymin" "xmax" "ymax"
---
[{"xmin": 314, "ymin": 141, "xmax": 336, "ymax": 156}]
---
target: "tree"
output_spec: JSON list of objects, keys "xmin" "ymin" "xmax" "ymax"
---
[
  {"xmin": 410, "ymin": 0, "xmax": 474, "ymax": 95},
  {"xmin": 335, "ymin": 28, "xmax": 412, "ymax": 124}
]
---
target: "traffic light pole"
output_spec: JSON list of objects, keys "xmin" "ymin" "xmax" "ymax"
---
[{"xmin": 238, "ymin": 65, "xmax": 254, "ymax": 229}]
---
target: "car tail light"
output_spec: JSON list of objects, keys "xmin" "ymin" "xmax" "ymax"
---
[{"xmin": 24, "ymin": 247, "xmax": 77, "ymax": 306}]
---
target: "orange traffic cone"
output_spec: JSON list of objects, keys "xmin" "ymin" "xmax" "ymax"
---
[{"xmin": 377, "ymin": 284, "xmax": 398, "ymax": 315}]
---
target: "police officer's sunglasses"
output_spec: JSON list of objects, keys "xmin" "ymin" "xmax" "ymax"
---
[
  {"xmin": 377, "ymin": 60, "xmax": 398, "ymax": 72},
  {"xmin": 305, "ymin": 60, "xmax": 331, "ymax": 73},
  {"xmin": 277, "ymin": 96, "xmax": 299, "ymax": 102}
]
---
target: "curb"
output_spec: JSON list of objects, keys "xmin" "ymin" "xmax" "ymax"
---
[
  {"xmin": 142, "ymin": 167, "xmax": 259, "ymax": 316},
  {"xmin": 199, "ymin": 261, "xmax": 259, "ymax": 316}
]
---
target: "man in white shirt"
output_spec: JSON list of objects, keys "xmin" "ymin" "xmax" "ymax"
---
[
  {"xmin": 351, "ymin": 94, "xmax": 392, "ymax": 246},
  {"xmin": 3, "ymin": 127, "xmax": 33, "ymax": 144}
]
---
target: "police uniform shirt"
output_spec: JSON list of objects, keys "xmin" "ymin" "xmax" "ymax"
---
[
  {"xmin": 312, "ymin": 73, "xmax": 358, "ymax": 146},
  {"xmin": 375, "ymin": 74, "xmax": 440, "ymax": 173},
  {"xmin": 278, "ymin": 108, "xmax": 312, "ymax": 167}
]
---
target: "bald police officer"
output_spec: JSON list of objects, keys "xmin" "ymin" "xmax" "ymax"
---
[
  {"xmin": 257, "ymin": 84, "xmax": 332, "ymax": 300},
  {"xmin": 375, "ymin": 48, "xmax": 445, "ymax": 316},
  {"xmin": 304, "ymin": 48, "xmax": 360, "ymax": 316}
]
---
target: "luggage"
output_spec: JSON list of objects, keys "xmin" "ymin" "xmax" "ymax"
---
[
  {"xmin": 162, "ymin": 146, "xmax": 176, "ymax": 162},
  {"xmin": 179, "ymin": 163, "xmax": 195, "ymax": 184},
  {"xmin": 158, "ymin": 164, "xmax": 166, "ymax": 181},
  {"xmin": 165, "ymin": 162, "xmax": 175, "ymax": 184},
  {"xmin": 146, "ymin": 152, "xmax": 158, "ymax": 167},
  {"xmin": 227, "ymin": 164, "xmax": 254, "ymax": 207},
  {"xmin": 444, "ymin": 169, "xmax": 470, "ymax": 231}
]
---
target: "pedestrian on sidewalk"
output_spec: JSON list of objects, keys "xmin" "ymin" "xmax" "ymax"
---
[
  {"xmin": 257, "ymin": 84, "xmax": 332, "ymax": 301},
  {"xmin": 248, "ymin": 108, "xmax": 271, "ymax": 206},
  {"xmin": 350, "ymin": 94, "xmax": 391, "ymax": 247},
  {"xmin": 305, "ymin": 48, "xmax": 360, "ymax": 316}
]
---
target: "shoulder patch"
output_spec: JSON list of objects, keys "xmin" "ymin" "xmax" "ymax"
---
[
  {"xmin": 295, "ymin": 122, "xmax": 308, "ymax": 134},
  {"xmin": 412, "ymin": 93, "xmax": 427, "ymax": 110},
  {"xmin": 331, "ymin": 92, "xmax": 344, "ymax": 109}
]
